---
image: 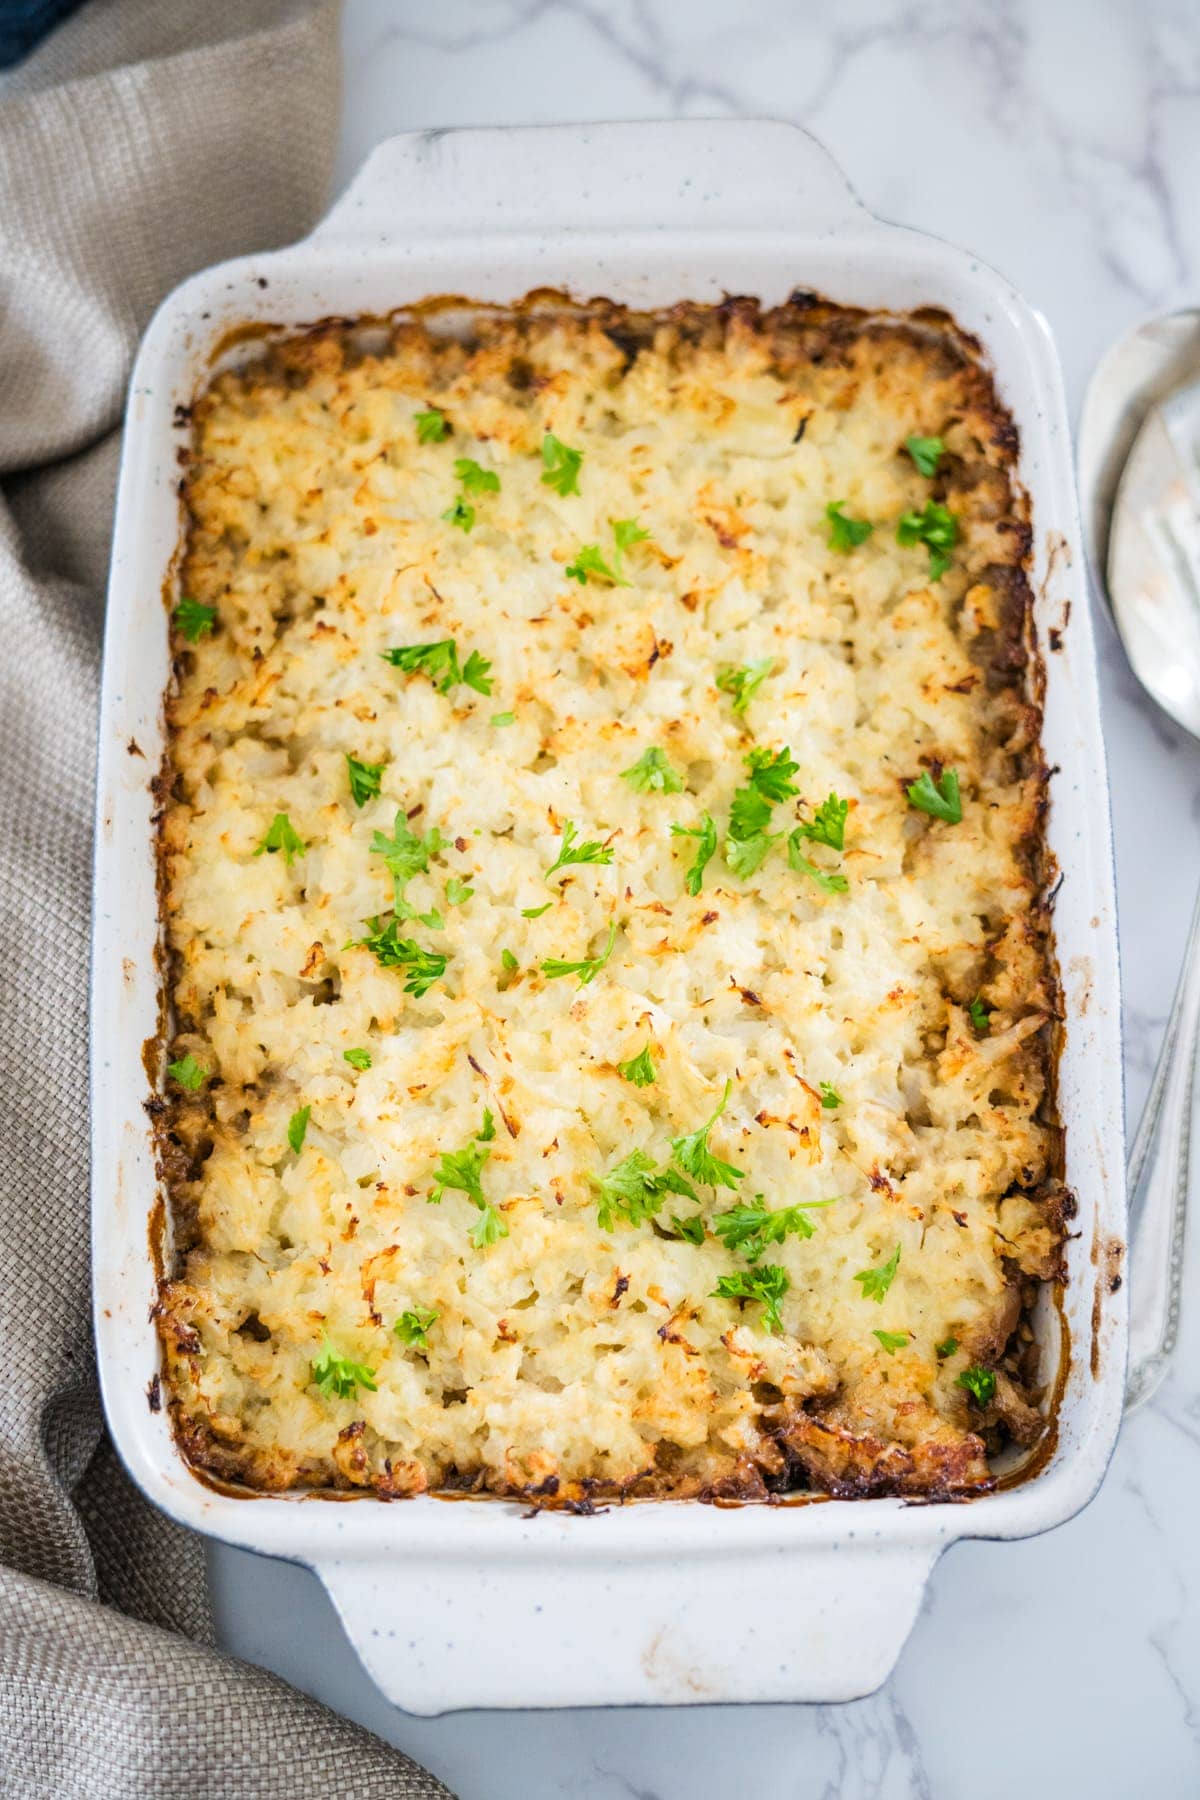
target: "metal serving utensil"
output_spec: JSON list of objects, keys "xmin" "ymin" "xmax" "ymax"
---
[{"xmin": 1079, "ymin": 311, "xmax": 1200, "ymax": 1409}]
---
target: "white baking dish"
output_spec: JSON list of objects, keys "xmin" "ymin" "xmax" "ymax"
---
[{"xmin": 91, "ymin": 120, "xmax": 1126, "ymax": 1713}]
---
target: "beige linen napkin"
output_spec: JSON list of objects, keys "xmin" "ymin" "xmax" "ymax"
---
[{"xmin": 0, "ymin": 3, "xmax": 451, "ymax": 1792}]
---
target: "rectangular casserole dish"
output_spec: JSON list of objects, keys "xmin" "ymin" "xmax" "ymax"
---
[{"xmin": 92, "ymin": 119, "xmax": 1126, "ymax": 1712}]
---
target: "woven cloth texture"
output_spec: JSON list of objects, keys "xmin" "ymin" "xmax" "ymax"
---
[{"xmin": 0, "ymin": 2, "xmax": 453, "ymax": 1792}]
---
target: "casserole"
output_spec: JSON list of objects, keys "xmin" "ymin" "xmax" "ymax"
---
[{"xmin": 92, "ymin": 120, "xmax": 1126, "ymax": 1711}]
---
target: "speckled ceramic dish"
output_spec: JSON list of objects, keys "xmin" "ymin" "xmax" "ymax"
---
[{"xmin": 92, "ymin": 120, "xmax": 1126, "ymax": 1713}]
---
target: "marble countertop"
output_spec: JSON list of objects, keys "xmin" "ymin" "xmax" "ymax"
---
[{"xmin": 209, "ymin": 2, "xmax": 1200, "ymax": 1792}]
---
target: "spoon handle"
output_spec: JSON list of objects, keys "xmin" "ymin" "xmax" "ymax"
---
[{"xmin": 1124, "ymin": 879, "xmax": 1200, "ymax": 1409}]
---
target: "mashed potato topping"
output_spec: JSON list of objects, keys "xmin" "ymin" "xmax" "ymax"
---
[{"xmin": 157, "ymin": 299, "xmax": 1063, "ymax": 1502}]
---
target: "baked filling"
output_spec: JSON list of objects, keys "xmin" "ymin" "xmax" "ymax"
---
[{"xmin": 156, "ymin": 297, "xmax": 1065, "ymax": 1504}]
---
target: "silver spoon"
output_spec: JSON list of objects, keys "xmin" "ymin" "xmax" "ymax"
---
[{"xmin": 1079, "ymin": 309, "xmax": 1200, "ymax": 1409}]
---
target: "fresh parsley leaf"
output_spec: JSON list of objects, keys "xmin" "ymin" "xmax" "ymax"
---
[
  {"xmin": 490, "ymin": 711, "xmax": 515, "ymax": 727},
  {"xmin": 819, "ymin": 1081, "xmax": 841, "ymax": 1109},
  {"xmin": 746, "ymin": 745, "xmax": 800, "ymax": 805},
  {"xmin": 787, "ymin": 834, "xmax": 849, "ymax": 894},
  {"xmin": 672, "ymin": 813, "xmax": 718, "ymax": 896},
  {"xmin": 896, "ymin": 500, "xmax": 958, "ymax": 579},
  {"xmin": 346, "ymin": 753, "xmax": 385, "ymax": 808},
  {"xmin": 904, "ymin": 434, "xmax": 944, "ymax": 478},
  {"xmin": 666, "ymin": 1214, "xmax": 706, "ymax": 1245},
  {"xmin": 794, "ymin": 793, "xmax": 848, "ymax": 853},
  {"xmin": 874, "ymin": 1329, "xmax": 909, "ymax": 1354},
  {"xmin": 445, "ymin": 877, "xmax": 474, "ymax": 907},
  {"xmin": 395, "ymin": 1307, "xmax": 438, "ymax": 1348},
  {"xmin": 430, "ymin": 1139, "xmax": 490, "ymax": 1207},
  {"xmin": 565, "ymin": 543, "xmax": 624, "ymax": 587},
  {"xmin": 958, "ymin": 1364, "xmax": 997, "ymax": 1405},
  {"xmin": 611, "ymin": 517, "xmax": 651, "ymax": 578},
  {"xmin": 725, "ymin": 830, "xmax": 778, "ymax": 881},
  {"xmin": 287, "ymin": 1105, "xmax": 311, "ymax": 1154},
  {"xmin": 343, "ymin": 1048, "xmax": 372, "ymax": 1071},
  {"xmin": 470, "ymin": 1203, "xmax": 508, "ymax": 1248},
  {"xmin": 350, "ymin": 917, "xmax": 449, "ymax": 995},
  {"xmin": 854, "ymin": 1243, "xmax": 901, "ymax": 1304},
  {"xmin": 442, "ymin": 496, "xmax": 475, "ymax": 532},
  {"xmin": 254, "ymin": 812, "xmax": 305, "ymax": 866},
  {"xmin": 617, "ymin": 1044, "xmax": 656, "ymax": 1087},
  {"xmin": 936, "ymin": 1336, "xmax": 958, "ymax": 1359},
  {"xmin": 521, "ymin": 902, "xmax": 552, "ymax": 919},
  {"xmin": 174, "ymin": 596, "xmax": 216, "ymax": 642},
  {"xmin": 381, "ymin": 638, "xmax": 492, "ymax": 696},
  {"xmin": 167, "ymin": 1053, "xmax": 206, "ymax": 1091},
  {"xmin": 968, "ymin": 995, "xmax": 991, "ymax": 1035},
  {"xmin": 415, "ymin": 407, "xmax": 449, "ymax": 444},
  {"xmin": 729, "ymin": 784, "xmax": 773, "ymax": 842},
  {"xmin": 455, "ymin": 457, "xmax": 500, "ymax": 495},
  {"xmin": 370, "ymin": 811, "xmax": 440, "ymax": 914},
  {"xmin": 671, "ymin": 1080, "xmax": 743, "ymax": 1191},
  {"xmin": 500, "ymin": 948, "xmax": 519, "ymax": 974},
  {"xmin": 478, "ymin": 1108, "xmax": 496, "ymax": 1142},
  {"xmin": 540, "ymin": 431, "xmax": 583, "ymax": 497},
  {"xmin": 907, "ymin": 767, "xmax": 962, "ymax": 824},
  {"xmin": 545, "ymin": 820, "xmax": 614, "ymax": 880},
  {"xmin": 711, "ymin": 1265, "xmax": 789, "ymax": 1334},
  {"xmin": 311, "ymin": 1338, "xmax": 377, "ymax": 1399},
  {"xmin": 540, "ymin": 918, "xmax": 617, "ymax": 987},
  {"xmin": 622, "ymin": 747, "xmax": 684, "ymax": 795},
  {"xmin": 716, "ymin": 658, "xmax": 773, "ymax": 716},
  {"xmin": 712, "ymin": 1199, "xmax": 835, "ymax": 1263},
  {"xmin": 826, "ymin": 501, "xmax": 873, "ymax": 552},
  {"xmin": 592, "ymin": 1149, "xmax": 668, "ymax": 1232}
]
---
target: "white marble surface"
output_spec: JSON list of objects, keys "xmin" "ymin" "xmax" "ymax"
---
[{"xmin": 209, "ymin": 1, "xmax": 1200, "ymax": 1792}]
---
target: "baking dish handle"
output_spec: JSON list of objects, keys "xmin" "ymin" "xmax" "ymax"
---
[
  {"xmin": 315, "ymin": 1540, "xmax": 938, "ymax": 1713},
  {"xmin": 307, "ymin": 119, "xmax": 870, "ymax": 252}
]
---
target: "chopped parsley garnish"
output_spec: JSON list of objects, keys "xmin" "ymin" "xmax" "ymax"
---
[
  {"xmin": 565, "ymin": 544, "xmax": 622, "ymax": 586},
  {"xmin": 311, "ymin": 1338, "xmax": 377, "ymax": 1399},
  {"xmin": 454, "ymin": 456, "xmax": 500, "ymax": 495},
  {"xmin": 470, "ymin": 1205, "xmax": 508, "ymax": 1248},
  {"xmin": 622, "ymin": 747, "xmax": 684, "ymax": 795},
  {"xmin": 907, "ymin": 767, "xmax": 962, "ymax": 824},
  {"xmin": 935, "ymin": 1336, "xmax": 958, "ymax": 1359},
  {"xmin": 521, "ymin": 902, "xmax": 552, "ymax": 919},
  {"xmin": 430, "ymin": 1139, "xmax": 489, "ymax": 1207},
  {"xmin": 968, "ymin": 996, "xmax": 991, "ymax": 1035},
  {"xmin": 445, "ymin": 877, "xmax": 474, "ymax": 907},
  {"xmin": 725, "ymin": 830, "xmax": 778, "ymax": 881},
  {"xmin": 666, "ymin": 1214, "xmax": 707, "ymax": 1245},
  {"xmin": 443, "ymin": 496, "xmax": 475, "ymax": 532},
  {"xmin": 545, "ymin": 820, "xmax": 614, "ymax": 880},
  {"xmin": 287, "ymin": 1105, "xmax": 311, "ymax": 1154},
  {"xmin": 612, "ymin": 517, "xmax": 651, "ymax": 575},
  {"xmin": 896, "ymin": 500, "xmax": 958, "ymax": 579},
  {"xmin": 745, "ymin": 745, "xmax": 800, "ymax": 805},
  {"xmin": 591, "ymin": 1149, "xmax": 696, "ymax": 1233},
  {"xmin": 254, "ymin": 812, "xmax": 306, "ymax": 866},
  {"xmin": 343, "ymin": 1048, "xmax": 372, "ymax": 1071},
  {"xmin": 490, "ymin": 711, "xmax": 515, "ymax": 727},
  {"xmin": 671, "ymin": 813, "xmax": 718, "ymax": 896},
  {"xmin": 794, "ymin": 793, "xmax": 848, "ymax": 853},
  {"xmin": 819, "ymin": 1081, "xmax": 841, "ymax": 1109},
  {"xmin": 712, "ymin": 1198, "xmax": 835, "ymax": 1263},
  {"xmin": 395, "ymin": 1307, "xmax": 438, "ymax": 1349},
  {"xmin": 478, "ymin": 1108, "xmax": 497, "ymax": 1142},
  {"xmin": 716, "ymin": 657, "xmax": 773, "ymax": 716},
  {"xmin": 370, "ymin": 811, "xmax": 442, "ymax": 920},
  {"xmin": 540, "ymin": 432, "xmax": 583, "ymax": 497},
  {"xmin": 174, "ymin": 596, "xmax": 216, "ymax": 642},
  {"xmin": 350, "ymin": 917, "xmax": 449, "ymax": 996},
  {"xmin": 415, "ymin": 407, "xmax": 449, "ymax": 444},
  {"xmin": 826, "ymin": 501, "xmax": 873, "ymax": 552},
  {"xmin": 500, "ymin": 948, "xmax": 519, "ymax": 974},
  {"xmin": 711, "ymin": 1265, "xmax": 789, "ymax": 1334},
  {"xmin": 671, "ymin": 1080, "xmax": 743, "ymax": 1191},
  {"xmin": 904, "ymin": 434, "xmax": 944, "ymax": 478},
  {"xmin": 380, "ymin": 639, "xmax": 493, "ymax": 697},
  {"xmin": 541, "ymin": 918, "xmax": 617, "ymax": 987},
  {"xmin": 958, "ymin": 1364, "xmax": 997, "ymax": 1405},
  {"xmin": 787, "ymin": 834, "xmax": 849, "ymax": 894},
  {"xmin": 874, "ymin": 1329, "xmax": 909, "ymax": 1354},
  {"xmin": 728, "ymin": 782, "xmax": 773, "ymax": 843},
  {"xmin": 167, "ymin": 1053, "xmax": 206, "ymax": 1091},
  {"xmin": 617, "ymin": 1044, "xmax": 656, "ymax": 1087},
  {"xmin": 346, "ymin": 753, "xmax": 385, "ymax": 808},
  {"xmin": 854, "ymin": 1243, "xmax": 901, "ymax": 1303}
]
